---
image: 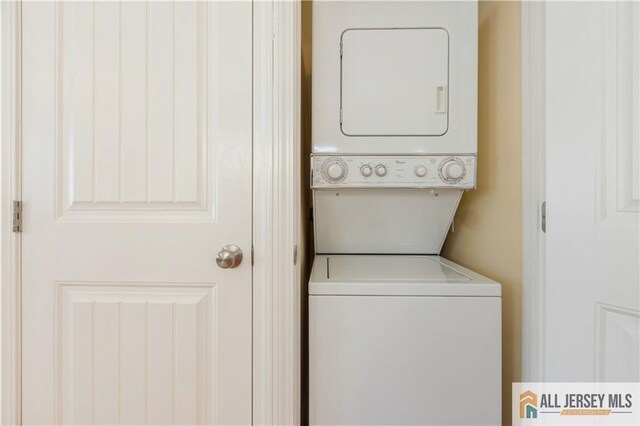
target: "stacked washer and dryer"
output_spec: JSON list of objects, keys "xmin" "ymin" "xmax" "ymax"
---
[{"xmin": 308, "ymin": 1, "xmax": 501, "ymax": 425}]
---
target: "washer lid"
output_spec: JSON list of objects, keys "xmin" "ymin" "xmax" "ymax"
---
[{"xmin": 309, "ymin": 255, "xmax": 501, "ymax": 297}]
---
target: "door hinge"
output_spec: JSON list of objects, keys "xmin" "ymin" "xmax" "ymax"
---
[
  {"xmin": 340, "ymin": 40, "xmax": 343, "ymax": 57},
  {"xmin": 12, "ymin": 200, "xmax": 22, "ymax": 232},
  {"xmin": 541, "ymin": 201, "xmax": 546, "ymax": 233},
  {"xmin": 293, "ymin": 244, "xmax": 298, "ymax": 266},
  {"xmin": 339, "ymin": 108, "xmax": 343, "ymax": 124},
  {"xmin": 251, "ymin": 244, "xmax": 254, "ymax": 266}
]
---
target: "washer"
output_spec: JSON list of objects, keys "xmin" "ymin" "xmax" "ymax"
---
[{"xmin": 309, "ymin": 255, "xmax": 501, "ymax": 425}]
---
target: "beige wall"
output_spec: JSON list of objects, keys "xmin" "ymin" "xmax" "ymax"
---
[
  {"xmin": 301, "ymin": 2, "xmax": 313, "ymax": 423},
  {"xmin": 442, "ymin": 2, "xmax": 522, "ymax": 424},
  {"xmin": 302, "ymin": 1, "xmax": 522, "ymax": 425}
]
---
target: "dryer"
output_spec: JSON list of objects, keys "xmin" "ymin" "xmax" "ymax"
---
[
  {"xmin": 312, "ymin": 0, "xmax": 477, "ymax": 155},
  {"xmin": 311, "ymin": 0, "xmax": 480, "ymax": 254}
]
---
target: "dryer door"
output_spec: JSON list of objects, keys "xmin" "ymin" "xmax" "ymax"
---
[{"xmin": 341, "ymin": 28, "xmax": 449, "ymax": 137}]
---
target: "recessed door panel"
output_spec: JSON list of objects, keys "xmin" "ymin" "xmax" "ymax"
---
[
  {"xmin": 58, "ymin": 284, "xmax": 212, "ymax": 424},
  {"xmin": 58, "ymin": 1, "xmax": 211, "ymax": 222}
]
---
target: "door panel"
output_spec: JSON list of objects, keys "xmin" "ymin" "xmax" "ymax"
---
[
  {"xmin": 59, "ymin": 285, "xmax": 211, "ymax": 424},
  {"xmin": 58, "ymin": 1, "xmax": 212, "ymax": 221},
  {"xmin": 545, "ymin": 1, "xmax": 640, "ymax": 381},
  {"xmin": 21, "ymin": 2, "xmax": 252, "ymax": 424}
]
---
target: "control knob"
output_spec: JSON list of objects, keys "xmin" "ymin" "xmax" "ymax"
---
[
  {"xmin": 375, "ymin": 164, "xmax": 387, "ymax": 177},
  {"xmin": 439, "ymin": 158, "xmax": 466, "ymax": 183},
  {"xmin": 360, "ymin": 164, "xmax": 373, "ymax": 177},
  {"xmin": 414, "ymin": 165, "xmax": 428, "ymax": 177},
  {"xmin": 321, "ymin": 157, "xmax": 348, "ymax": 183}
]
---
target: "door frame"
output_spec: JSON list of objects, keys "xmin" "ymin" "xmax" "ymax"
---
[
  {"xmin": 0, "ymin": 1, "xmax": 302, "ymax": 424},
  {"xmin": 521, "ymin": 0, "xmax": 547, "ymax": 383},
  {"xmin": 253, "ymin": 1, "xmax": 301, "ymax": 424},
  {"xmin": 1, "ymin": 1, "xmax": 21, "ymax": 423}
]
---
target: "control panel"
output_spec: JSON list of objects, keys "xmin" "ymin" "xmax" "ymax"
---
[{"xmin": 311, "ymin": 155, "xmax": 476, "ymax": 189}]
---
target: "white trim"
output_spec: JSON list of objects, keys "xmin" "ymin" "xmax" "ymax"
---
[
  {"xmin": 521, "ymin": 0, "xmax": 547, "ymax": 383},
  {"xmin": 253, "ymin": 1, "xmax": 302, "ymax": 425},
  {"xmin": 1, "ymin": 1, "xmax": 21, "ymax": 424}
]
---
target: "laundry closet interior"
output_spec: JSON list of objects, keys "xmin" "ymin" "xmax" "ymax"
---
[{"xmin": 299, "ymin": 1, "xmax": 522, "ymax": 425}]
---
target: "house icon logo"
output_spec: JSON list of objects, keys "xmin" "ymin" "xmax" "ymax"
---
[{"xmin": 520, "ymin": 390, "xmax": 538, "ymax": 419}]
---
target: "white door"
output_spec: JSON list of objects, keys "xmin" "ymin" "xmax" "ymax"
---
[
  {"xmin": 21, "ymin": 2, "xmax": 252, "ymax": 424},
  {"xmin": 545, "ymin": 1, "xmax": 640, "ymax": 381}
]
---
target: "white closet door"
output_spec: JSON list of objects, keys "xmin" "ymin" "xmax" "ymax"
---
[
  {"xmin": 21, "ymin": 2, "xmax": 252, "ymax": 424},
  {"xmin": 545, "ymin": 1, "xmax": 640, "ymax": 382}
]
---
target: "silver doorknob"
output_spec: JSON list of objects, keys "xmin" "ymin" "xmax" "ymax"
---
[{"xmin": 216, "ymin": 245, "xmax": 243, "ymax": 269}]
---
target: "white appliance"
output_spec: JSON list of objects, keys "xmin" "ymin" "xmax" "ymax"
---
[
  {"xmin": 308, "ymin": 170, "xmax": 503, "ymax": 425},
  {"xmin": 309, "ymin": 255, "xmax": 501, "ymax": 425},
  {"xmin": 309, "ymin": 1, "xmax": 501, "ymax": 425},
  {"xmin": 311, "ymin": 155, "xmax": 476, "ymax": 254},
  {"xmin": 312, "ymin": 0, "xmax": 477, "ymax": 155}
]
